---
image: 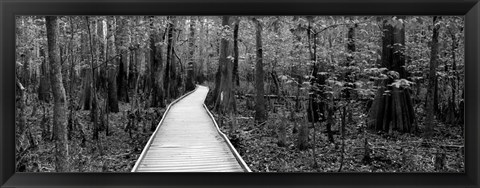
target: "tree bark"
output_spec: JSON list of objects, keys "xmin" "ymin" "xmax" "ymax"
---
[
  {"xmin": 106, "ymin": 16, "xmax": 119, "ymax": 112},
  {"xmin": 107, "ymin": 67, "xmax": 119, "ymax": 112},
  {"xmin": 150, "ymin": 16, "xmax": 165, "ymax": 107},
  {"xmin": 233, "ymin": 18, "xmax": 240, "ymax": 87},
  {"xmin": 253, "ymin": 17, "xmax": 266, "ymax": 123},
  {"xmin": 81, "ymin": 68, "xmax": 92, "ymax": 110},
  {"xmin": 368, "ymin": 16, "xmax": 415, "ymax": 133},
  {"xmin": 67, "ymin": 17, "xmax": 76, "ymax": 140},
  {"xmin": 344, "ymin": 22, "xmax": 358, "ymax": 123},
  {"xmin": 38, "ymin": 48, "xmax": 51, "ymax": 103},
  {"xmin": 186, "ymin": 16, "xmax": 196, "ymax": 92},
  {"xmin": 87, "ymin": 16, "xmax": 100, "ymax": 141},
  {"xmin": 306, "ymin": 16, "xmax": 325, "ymax": 123},
  {"xmin": 96, "ymin": 17, "xmax": 107, "ymax": 92},
  {"xmin": 46, "ymin": 16, "xmax": 70, "ymax": 172},
  {"xmin": 446, "ymin": 28, "xmax": 458, "ymax": 125},
  {"xmin": 196, "ymin": 17, "xmax": 206, "ymax": 84},
  {"xmin": 115, "ymin": 16, "xmax": 130, "ymax": 103},
  {"xmin": 213, "ymin": 16, "xmax": 236, "ymax": 115},
  {"xmin": 164, "ymin": 16, "xmax": 179, "ymax": 99},
  {"xmin": 425, "ymin": 16, "xmax": 441, "ymax": 137}
]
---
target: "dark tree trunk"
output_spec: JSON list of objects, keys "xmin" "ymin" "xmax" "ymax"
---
[
  {"xmin": 107, "ymin": 67, "xmax": 119, "ymax": 112},
  {"xmin": 368, "ymin": 16, "xmax": 416, "ymax": 133},
  {"xmin": 253, "ymin": 17, "xmax": 266, "ymax": 123},
  {"xmin": 164, "ymin": 16, "xmax": 179, "ymax": 99},
  {"xmin": 129, "ymin": 18, "xmax": 141, "ymax": 92},
  {"xmin": 297, "ymin": 115, "xmax": 309, "ymax": 150},
  {"xmin": 81, "ymin": 68, "xmax": 92, "ymax": 110},
  {"xmin": 86, "ymin": 16, "xmax": 100, "ymax": 141},
  {"xmin": 46, "ymin": 16, "xmax": 70, "ymax": 172},
  {"xmin": 196, "ymin": 18, "xmax": 206, "ymax": 84},
  {"xmin": 67, "ymin": 17, "xmax": 76, "ymax": 140},
  {"xmin": 344, "ymin": 22, "xmax": 358, "ymax": 123},
  {"xmin": 115, "ymin": 16, "xmax": 130, "ymax": 103},
  {"xmin": 344, "ymin": 23, "xmax": 357, "ymax": 97},
  {"xmin": 106, "ymin": 17, "xmax": 119, "ymax": 112},
  {"xmin": 150, "ymin": 16, "xmax": 165, "ymax": 107},
  {"xmin": 233, "ymin": 18, "xmax": 240, "ymax": 87},
  {"xmin": 186, "ymin": 16, "xmax": 196, "ymax": 92},
  {"xmin": 449, "ymin": 30, "xmax": 459, "ymax": 125},
  {"xmin": 306, "ymin": 17, "xmax": 325, "ymax": 123},
  {"xmin": 38, "ymin": 48, "xmax": 51, "ymax": 103},
  {"xmin": 96, "ymin": 17, "xmax": 108, "ymax": 92},
  {"xmin": 425, "ymin": 16, "xmax": 441, "ymax": 137},
  {"xmin": 213, "ymin": 16, "xmax": 236, "ymax": 115}
]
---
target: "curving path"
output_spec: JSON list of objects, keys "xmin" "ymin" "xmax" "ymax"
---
[{"xmin": 131, "ymin": 85, "xmax": 250, "ymax": 172}]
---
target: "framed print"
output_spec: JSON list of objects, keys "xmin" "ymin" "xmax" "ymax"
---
[{"xmin": 1, "ymin": 0, "xmax": 479, "ymax": 187}]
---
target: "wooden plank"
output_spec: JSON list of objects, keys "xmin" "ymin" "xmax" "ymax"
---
[{"xmin": 132, "ymin": 86, "xmax": 249, "ymax": 172}]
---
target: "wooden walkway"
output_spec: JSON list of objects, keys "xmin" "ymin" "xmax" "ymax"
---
[{"xmin": 131, "ymin": 85, "xmax": 251, "ymax": 172}]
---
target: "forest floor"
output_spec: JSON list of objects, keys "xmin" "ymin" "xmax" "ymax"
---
[
  {"xmin": 16, "ymin": 94, "xmax": 164, "ymax": 172},
  {"xmin": 17, "ymin": 91, "xmax": 465, "ymax": 173},
  {"xmin": 212, "ymin": 98, "xmax": 465, "ymax": 173}
]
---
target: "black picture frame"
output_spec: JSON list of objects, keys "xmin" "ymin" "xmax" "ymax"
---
[{"xmin": 1, "ymin": 0, "xmax": 479, "ymax": 187}]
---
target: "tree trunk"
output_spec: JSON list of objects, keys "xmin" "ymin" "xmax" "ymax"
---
[
  {"xmin": 150, "ymin": 16, "xmax": 165, "ymax": 107},
  {"xmin": 233, "ymin": 18, "xmax": 240, "ymax": 87},
  {"xmin": 297, "ymin": 111, "xmax": 309, "ymax": 150},
  {"xmin": 186, "ymin": 16, "xmax": 196, "ymax": 92},
  {"xmin": 96, "ymin": 17, "xmax": 107, "ymax": 92},
  {"xmin": 306, "ymin": 17, "xmax": 325, "ymax": 123},
  {"xmin": 345, "ymin": 22, "xmax": 358, "ymax": 123},
  {"xmin": 107, "ymin": 67, "xmax": 119, "ymax": 112},
  {"xmin": 368, "ymin": 16, "xmax": 415, "ymax": 133},
  {"xmin": 106, "ymin": 17, "xmax": 119, "ymax": 112},
  {"xmin": 277, "ymin": 109, "xmax": 287, "ymax": 147},
  {"xmin": 164, "ymin": 16, "xmax": 179, "ymax": 100},
  {"xmin": 81, "ymin": 68, "xmax": 92, "ymax": 110},
  {"xmin": 212, "ymin": 16, "xmax": 236, "ymax": 115},
  {"xmin": 87, "ymin": 16, "xmax": 100, "ymax": 141},
  {"xmin": 253, "ymin": 17, "xmax": 266, "ymax": 123},
  {"xmin": 46, "ymin": 16, "xmax": 70, "ymax": 172},
  {"xmin": 21, "ymin": 53, "xmax": 30, "ymax": 88},
  {"xmin": 425, "ymin": 16, "xmax": 441, "ymax": 137},
  {"xmin": 450, "ymin": 30, "xmax": 458, "ymax": 125},
  {"xmin": 67, "ymin": 17, "xmax": 76, "ymax": 140},
  {"xmin": 38, "ymin": 48, "xmax": 51, "ymax": 103},
  {"xmin": 115, "ymin": 16, "xmax": 130, "ymax": 103}
]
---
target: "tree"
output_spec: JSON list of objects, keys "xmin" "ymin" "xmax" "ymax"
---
[
  {"xmin": 195, "ymin": 17, "xmax": 206, "ymax": 84},
  {"xmin": 185, "ymin": 17, "xmax": 196, "ymax": 92},
  {"xmin": 425, "ymin": 16, "xmax": 441, "ymax": 137},
  {"xmin": 150, "ymin": 16, "xmax": 165, "ymax": 107},
  {"xmin": 67, "ymin": 17, "xmax": 77, "ymax": 140},
  {"xmin": 212, "ymin": 16, "xmax": 236, "ymax": 115},
  {"xmin": 38, "ymin": 47, "xmax": 51, "ymax": 103},
  {"xmin": 96, "ymin": 17, "xmax": 108, "ymax": 92},
  {"xmin": 368, "ymin": 16, "xmax": 416, "ymax": 133},
  {"xmin": 343, "ymin": 20, "xmax": 358, "ymax": 123},
  {"xmin": 164, "ymin": 16, "xmax": 179, "ymax": 99},
  {"xmin": 86, "ymin": 16, "xmax": 100, "ymax": 140},
  {"xmin": 115, "ymin": 16, "xmax": 130, "ymax": 103},
  {"xmin": 306, "ymin": 16, "xmax": 324, "ymax": 124},
  {"xmin": 45, "ymin": 16, "xmax": 70, "ymax": 172},
  {"xmin": 253, "ymin": 17, "xmax": 266, "ymax": 123},
  {"xmin": 233, "ymin": 18, "xmax": 240, "ymax": 87},
  {"xmin": 106, "ymin": 16, "xmax": 119, "ymax": 112}
]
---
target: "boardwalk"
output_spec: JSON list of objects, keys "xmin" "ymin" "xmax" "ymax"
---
[{"xmin": 132, "ymin": 85, "xmax": 250, "ymax": 172}]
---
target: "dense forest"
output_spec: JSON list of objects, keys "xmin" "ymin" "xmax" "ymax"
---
[{"xmin": 15, "ymin": 16, "xmax": 464, "ymax": 172}]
